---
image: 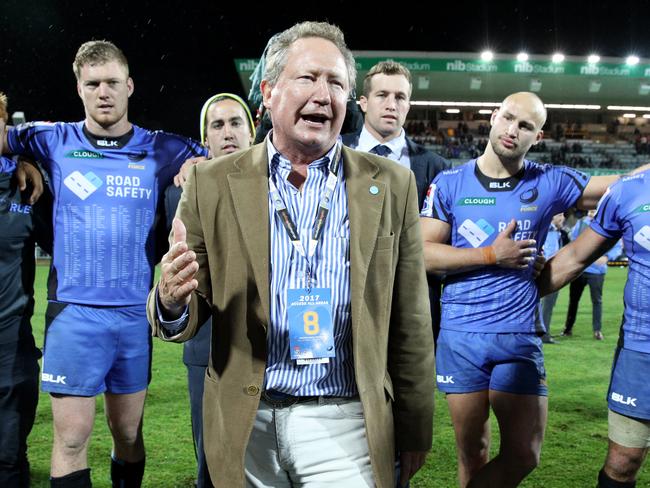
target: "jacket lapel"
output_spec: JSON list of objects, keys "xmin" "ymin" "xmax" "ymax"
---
[
  {"xmin": 344, "ymin": 146, "xmax": 385, "ymax": 323},
  {"xmin": 227, "ymin": 144, "xmax": 271, "ymax": 325}
]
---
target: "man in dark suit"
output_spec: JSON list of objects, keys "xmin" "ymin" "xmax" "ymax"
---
[{"xmin": 342, "ymin": 60, "xmax": 450, "ymax": 343}]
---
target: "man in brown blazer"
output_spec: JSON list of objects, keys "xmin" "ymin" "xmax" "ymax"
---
[{"xmin": 148, "ymin": 21, "xmax": 434, "ymax": 488}]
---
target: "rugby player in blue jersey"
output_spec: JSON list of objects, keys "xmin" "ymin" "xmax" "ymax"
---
[
  {"xmin": 2, "ymin": 41, "xmax": 206, "ymax": 488},
  {"xmin": 539, "ymin": 171, "xmax": 650, "ymax": 488},
  {"xmin": 420, "ymin": 92, "xmax": 624, "ymax": 487}
]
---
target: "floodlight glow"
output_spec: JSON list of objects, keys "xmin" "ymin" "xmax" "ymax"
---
[
  {"xmin": 481, "ymin": 50, "xmax": 494, "ymax": 62},
  {"xmin": 626, "ymin": 55, "xmax": 640, "ymax": 66},
  {"xmin": 544, "ymin": 104, "xmax": 601, "ymax": 110},
  {"xmin": 478, "ymin": 109, "xmax": 493, "ymax": 114},
  {"xmin": 408, "ymin": 101, "xmax": 600, "ymax": 109},
  {"xmin": 622, "ymin": 113, "xmax": 637, "ymax": 118},
  {"xmin": 517, "ymin": 52, "xmax": 528, "ymax": 62},
  {"xmin": 643, "ymin": 114, "xmax": 650, "ymax": 119},
  {"xmin": 409, "ymin": 101, "xmax": 501, "ymax": 107},
  {"xmin": 608, "ymin": 105, "xmax": 650, "ymax": 111},
  {"xmin": 587, "ymin": 54, "xmax": 600, "ymax": 64},
  {"xmin": 446, "ymin": 108, "xmax": 461, "ymax": 114},
  {"xmin": 552, "ymin": 53, "xmax": 565, "ymax": 63}
]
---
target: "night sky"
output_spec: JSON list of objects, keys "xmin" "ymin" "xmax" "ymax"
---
[{"xmin": 3, "ymin": 1, "xmax": 650, "ymax": 138}]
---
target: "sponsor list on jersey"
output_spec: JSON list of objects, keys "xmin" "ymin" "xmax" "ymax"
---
[{"xmin": 61, "ymin": 172, "xmax": 154, "ymax": 292}]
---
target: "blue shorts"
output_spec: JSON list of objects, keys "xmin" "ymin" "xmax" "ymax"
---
[
  {"xmin": 608, "ymin": 347, "xmax": 650, "ymax": 420},
  {"xmin": 42, "ymin": 302, "xmax": 152, "ymax": 396},
  {"xmin": 436, "ymin": 329, "xmax": 547, "ymax": 396}
]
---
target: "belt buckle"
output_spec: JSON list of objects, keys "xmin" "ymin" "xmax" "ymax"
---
[{"xmin": 262, "ymin": 390, "xmax": 299, "ymax": 408}]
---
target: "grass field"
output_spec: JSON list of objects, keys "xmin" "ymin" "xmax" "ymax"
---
[{"xmin": 25, "ymin": 264, "xmax": 647, "ymax": 487}]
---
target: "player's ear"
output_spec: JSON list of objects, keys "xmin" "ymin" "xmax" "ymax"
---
[
  {"xmin": 359, "ymin": 96, "xmax": 368, "ymax": 114},
  {"xmin": 535, "ymin": 129, "xmax": 544, "ymax": 144},
  {"xmin": 127, "ymin": 77, "xmax": 134, "ymax": 98}
]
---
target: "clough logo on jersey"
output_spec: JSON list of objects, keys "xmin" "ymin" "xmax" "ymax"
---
[
  {"xmin": 457, "ymin": 197, "xmax": 496, "ymax": 206},
  {"xmin": 64, "ymin": 149, "xmax": 104, "ymax": 159},
  {"xmin": 634, "ymin": 203, "xmax": 650, "ymax": 213}
]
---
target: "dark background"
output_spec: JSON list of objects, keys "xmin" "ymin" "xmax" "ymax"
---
[{"xmin": 3, "ymin": 0, "xmax": 650, "ymax": 138}]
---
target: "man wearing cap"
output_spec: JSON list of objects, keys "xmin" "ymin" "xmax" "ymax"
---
[{"xmin": 165, "ymin": 93, "xmax": 255, "ymax": 488}]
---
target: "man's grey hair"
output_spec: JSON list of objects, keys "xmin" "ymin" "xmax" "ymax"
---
[{"xmin": 263, "ymin": 21, "xmax": 356, "ymax": 91}]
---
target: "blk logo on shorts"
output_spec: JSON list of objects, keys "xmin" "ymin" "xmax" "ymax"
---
[
  {"xmin": 437, "ymin": 374, "xmax": 455, "ymax": 384},
  {"xmin": 611, "ymin": 392, "xmax": 637, "ymax": 407},
  {"xmin": 42, "ymin": 373, "xmax": 67, "ymax": 385}
]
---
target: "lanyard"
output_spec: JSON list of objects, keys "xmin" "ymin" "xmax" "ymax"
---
[{"xmin": 269, "ymin": 143, "xmax": 342, "ymax": 287}]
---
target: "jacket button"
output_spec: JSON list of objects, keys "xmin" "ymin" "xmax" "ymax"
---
[{"xmin": 246, "ymin": 385, "xmax": 260, "ymax": 396}]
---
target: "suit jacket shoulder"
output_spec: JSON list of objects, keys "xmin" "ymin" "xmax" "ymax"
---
[{"xmin": 406, "ymin": 137, "xmax": 450, "ymax": 210}]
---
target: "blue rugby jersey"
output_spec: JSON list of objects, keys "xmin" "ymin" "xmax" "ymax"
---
[
  {"xmin": 591, "ymin": 170, "xmax": 650, "ymax": 353},
  {"xmin": 7, "ymin": 121, "xmax": 206, "ymax": 305},
  {"xmin": 421, "ymin": 159, "xmax": 589, "ymax": 333}
]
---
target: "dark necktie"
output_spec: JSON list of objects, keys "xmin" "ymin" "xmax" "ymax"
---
[{"xmin": 370, "ymin": 144, "xmax": 391, "ymax": 157}]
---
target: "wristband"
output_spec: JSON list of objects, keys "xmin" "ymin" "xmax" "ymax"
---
[{"xmin": 481, "ymin": 246, "xmax": 497, "ymax": 265}]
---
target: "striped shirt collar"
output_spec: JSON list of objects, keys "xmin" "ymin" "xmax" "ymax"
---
[{"xmin": 266, "ymin": 132, "xmax": 340, "ymax": 175}]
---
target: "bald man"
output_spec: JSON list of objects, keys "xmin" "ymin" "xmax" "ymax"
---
[{"xmin": 420, "ymin": 92, "xmax": 621, "ymax": 487}]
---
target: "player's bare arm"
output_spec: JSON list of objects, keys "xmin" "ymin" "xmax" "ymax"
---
[
  {"xmin": 537, "ymin": 227, "xmax": 617, "ymax": 296},
  {"xmin": 421, "ymin": 217, "xmax": 537, "ymax": 276}
]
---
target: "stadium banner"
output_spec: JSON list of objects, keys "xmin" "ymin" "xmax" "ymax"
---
[{"xmin": 235, "ymin": 57, "xmax": 650, "ymax": 79}]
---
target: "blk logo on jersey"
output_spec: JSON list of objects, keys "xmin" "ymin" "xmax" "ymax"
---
[
  {"xmin": 489, "ymin": 181, "xmax": 511, "ymax": 189},
  {"xmin": 97, "ymin": 139, "xmax": 119, "ymax": 148},
  {"xmin": 64, "ymin": 171, "xmax": 103, "ymax": 200}
]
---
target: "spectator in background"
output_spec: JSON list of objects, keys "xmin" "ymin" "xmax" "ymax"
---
[
  {"xmin": 540, "ymin": 213, "xmax": 570, "ymax": 344},
  {"xmin": 561, "ymin": 210, "xmax": 623, "ymax": 340}
]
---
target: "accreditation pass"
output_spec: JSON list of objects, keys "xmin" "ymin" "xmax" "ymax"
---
[{"xmin": 287, "ymin": 288, "xmax": 335, "ymax": 365}]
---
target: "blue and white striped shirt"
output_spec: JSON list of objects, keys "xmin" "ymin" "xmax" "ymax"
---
[{"xmin": 264, "ymin": 137, "xmax": 356, "ymax": 397}]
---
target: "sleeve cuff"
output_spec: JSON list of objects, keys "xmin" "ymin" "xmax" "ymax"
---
[{"xmin": 155, "ymin": 287, "xmax": 189, "ymax": 336}]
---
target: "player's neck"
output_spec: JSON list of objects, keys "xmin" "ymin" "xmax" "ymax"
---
[
  {"xmin": 84, "ymin": 117, "xmax": 133, "ymax": 138},
  {"xmin": 478, "ymin": 143, "xmax": 524, "ymax": 178}
]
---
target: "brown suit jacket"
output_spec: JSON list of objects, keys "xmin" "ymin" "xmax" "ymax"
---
[{"xmin": 147, "ymin": 143, "xmax": 434, "ymax": 487}]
